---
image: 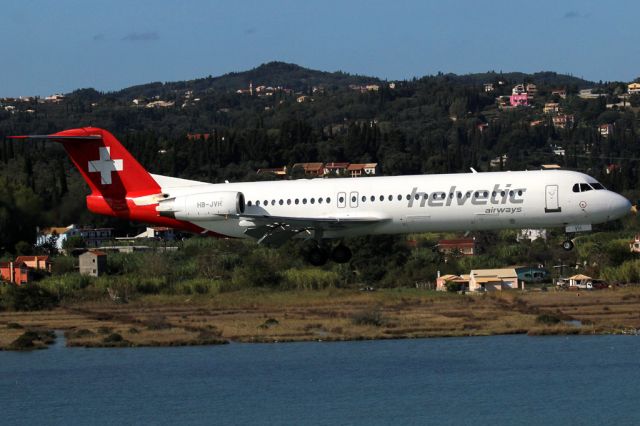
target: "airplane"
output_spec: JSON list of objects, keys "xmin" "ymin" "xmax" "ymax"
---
[{"xmin": 10, "ymin": 127, "xmax": 632, "ymax": 266}]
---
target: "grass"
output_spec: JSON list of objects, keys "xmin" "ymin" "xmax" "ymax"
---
[{"xmin": 2, "ymin": 287, "xmax": 640, "ymax": 348}]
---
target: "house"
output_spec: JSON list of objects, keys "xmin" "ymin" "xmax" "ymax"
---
[
  {"xmin": 323, "ymin": 162, "xmax": 350, "ymax": 176},
  {"xmin": 346, "ymin": 163, "xmax": 377, "ymax": 177},
  {"xmin": 551, "ymin": 89, "xmax": 567, "ymax": 99},
  {"xmin": 436, "ymin": 274, "xmax": 470, "ymax": 291},
  {"xmin": 187, "ymin": 133, "xmax": 211, "ymax": 141},
  {"xmin": 15, "ymin": 255, "xmax": 52, "ymax": 273},
  {"xmin": 512, "ymin": 84, "xmax": 526, "ymax": 95},
  {"xmin": 543, "ymin": 102, "xmax": 560, "ymax": 114},
  {"xmin": 0, "ymin": 261, "xmax": 30, "ymax": 285},
  {"xmin": 552, "ymin": 114, "xmax": 574, "ymax": 129},
  {"xmin": 628, "ymin": 83, "xmax": 640, "ymax": 95},
  {"xmin": 510, "ymin": 93, "xmax": 529, "ymax": 107},
  {"xmin": 490, "ymin": 154, "xmax": 508, "ymax": 169},
  {"xmin": 517, "ymin": 229, "xmax": 547, "ymax": 242},
  {"xmin": 437, "ymin": 238, "xmax": 476, "ymax": 256},
  {"xmin": 292, "ymin": 163, "xmax": 325, "ymax": 177},
  {"xmin": 515, "ymin": 266, "xmax": 550, "ymax": 283},
  {"xmin": 630, "ymin": 235, "xmax": 640, "ymax": 253},
  {"xmin": 132, "ymin": 227, "xmax": 176, "ymax": 240},
  {"xmin": 526, "ymin": 83, "xmax": 538, "ymax": 97},
  {"xmin": 37, "ymin": 224, "xmax": 114, "ymax": 250},
  {"xmin": 599, "ymin": 124, "xmax": 614, "ymax": 138},
  {"xmin": 79, "ymin": 250, "xmax": 107, "ymax": 277},
  {"xmin": 469, "ymin": 268, "xmax": 519, "ymax": 291},
  {"xmin": 567, "ymin": 274, "xmax": 593, "ymax": 288},
  {"xmin": 483, "ymin": 83, "xmax": 495, "ymax": 92},
  {"xmin": 146, "ymin": 100, "xmax": 174, "ymax": 108},
  {"xmin": 296, "ymin": 95, "xmax": 310, "ymax": 103},
  {"xmin": 257, "ymin": 166, "xmax": 288, "ymax": 177}
]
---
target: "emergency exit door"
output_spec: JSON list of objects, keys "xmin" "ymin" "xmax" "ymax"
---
[{"xmin": 545, "ymin": 184, "xmax": 561, "ymax": 213}]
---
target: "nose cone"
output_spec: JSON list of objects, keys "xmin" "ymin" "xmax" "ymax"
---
[{"xmin": 608, "ymin": 193, "xmax": 632, "ymax": 220}]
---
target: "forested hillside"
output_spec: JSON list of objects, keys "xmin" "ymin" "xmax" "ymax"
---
[{"xmin": 1, "ymin": 61, "xmax": 640, "ymax": 257}]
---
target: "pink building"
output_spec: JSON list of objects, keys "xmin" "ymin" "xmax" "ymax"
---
[{"xmin": 510, "ymin": 93, "xmax": 529, "ymax": 107}]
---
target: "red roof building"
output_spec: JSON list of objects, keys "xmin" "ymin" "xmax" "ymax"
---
[
  {"xmin": 15, "ymin": 255, "xmax": 52, "ymax": 273},
  {"xmin": 0, "ymin": 261, "xmax": 30, "ymax": 285},
  {"xmin": 437, "ymin": 238, "xmax": 477, "ymax": 256}
]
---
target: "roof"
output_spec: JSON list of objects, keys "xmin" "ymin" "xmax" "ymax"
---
[
  {"xmin": 15, "ymin": 255, "xmax": 50, "ymax": 263},
  {"xmin": 347, "ymin": 163, "xmax": 377, "ymax": 171},
  {"xmin": 438, "ymin": 239, "xmax": 475, "ymax": 247},
  {"xmin": 40, "ymin": 226, "xmax": 71, "ymax": 235},
  {"xmin": 438, "ymin": 274, "xmax": 459, "ymax": 281},
  {"xmin": 568, "ymin": 274, "xmax": 592, "ymax": 280},
  {"xmin": 471, "ymin": 268, "xmax": 518, "ymax": 279},
  {"xmin": 0, "ymin": 261, "xmax": 28, "ymax": 268},
  {"xmin": 81, "ymin": 250, "xmax": 107, "ymax": 257},
  {"xmin": 324, "ymin": 162, "xmax": 349, "ymax": 169}
]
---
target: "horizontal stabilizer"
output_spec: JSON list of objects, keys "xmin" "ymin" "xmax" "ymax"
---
[{"xmin": 8, "ymin": 134, "xmax": 102, "ymax": 140}]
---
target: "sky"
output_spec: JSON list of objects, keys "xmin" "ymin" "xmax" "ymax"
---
[{"xmin": 1, "ymin": 0, "xmax": 639, "ymax": 97}]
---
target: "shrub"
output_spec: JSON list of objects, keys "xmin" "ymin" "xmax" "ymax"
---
[
  {"xmin": 352, "ymin": 309, "xmax": 385, "ymax": 327},
  {"xmin": 0, "ymin": 284, "xmax": 59, "ymax": 311},
  {"xmin": 536, "ymin": 313, "xmax": 562, "ymax": 325},
  {"xmin": 282, "ymin": 268, "xmax": 341, "ymax": 290}
]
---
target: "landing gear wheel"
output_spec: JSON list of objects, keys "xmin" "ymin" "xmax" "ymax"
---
[
  {"xmin": 307, "ymin": 247, "xmax": 329, "ymax": 266},
  {"xmin": 331, "ymin": 245, "xmax": 352, "ymax": 264},
  {"xmin": 562, "ymin": 240, "xmax": 574, "ymax": 251}
]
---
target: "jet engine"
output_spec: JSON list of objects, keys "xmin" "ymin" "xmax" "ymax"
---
[{"xmin": 157, "ymin": 191, "xmax": 245, "ymax": 220}]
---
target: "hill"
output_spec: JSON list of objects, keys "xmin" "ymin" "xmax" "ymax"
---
[{"xmin": 109, "ymin": 62, "xmax": 382, "ymax": 100}]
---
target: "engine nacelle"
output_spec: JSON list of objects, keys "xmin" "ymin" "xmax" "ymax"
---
[{"xmin": 157, "ymin": 191, "xmax": 245, "ymax": 220}]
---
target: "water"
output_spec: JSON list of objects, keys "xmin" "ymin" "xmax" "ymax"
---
[{"xmin": 1, "ymin": 334, "xmax": 640, "ymax": 425}]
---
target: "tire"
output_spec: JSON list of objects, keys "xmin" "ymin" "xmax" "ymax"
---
[
  {"xmin": 331, "ymin": 245, "xmax": 352, "ymax": 264},
  {"xmin": 307, "ymin": 247, "xmax": 329, "ymax": 266},
  {"xmin": 562, "ymin": 240, "xmax": 574, "ymax": 251}
]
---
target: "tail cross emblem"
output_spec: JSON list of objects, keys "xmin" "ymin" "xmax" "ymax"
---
[{"xmin": 88, "ymin": 147, "xmax": 123, "ymax": 184}]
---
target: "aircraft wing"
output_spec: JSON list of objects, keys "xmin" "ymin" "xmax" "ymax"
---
[{"xmin": 237, "ymin": 214, "xmax": 389, "ymax": 247}]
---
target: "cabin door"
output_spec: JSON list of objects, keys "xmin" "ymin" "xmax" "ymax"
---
[{"xmin": 545, "ymin": 185, "xmax": 561, "ymax": 213}]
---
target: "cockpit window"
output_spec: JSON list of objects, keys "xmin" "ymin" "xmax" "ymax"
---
[
  {"xmin": 579, "ymin": 183, "xmax": 593, "ymax": 192},
  {"xmin": 572, "ymin": 183, "xmax": 580, "ymax": 193},
  {"xmin": 591, "ymin": 182, "xmax": 605, "ymax": 190}
]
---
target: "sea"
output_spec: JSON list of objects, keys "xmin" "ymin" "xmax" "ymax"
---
[{"xmin": 1, "ymin": 334, "xmax": 639, "ymax": 425}]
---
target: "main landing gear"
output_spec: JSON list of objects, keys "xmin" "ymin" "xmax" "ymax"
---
[
  {"xmin": 562, "ymin": 239, "xmax": 574, "ymax": 251},
  {"xmin": 306, "ymin": 243, "xmax": 352, "ymax": 266}
]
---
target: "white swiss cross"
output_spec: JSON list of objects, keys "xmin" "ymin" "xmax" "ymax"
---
[{"xmin": 88, "ymin": 147, "xmax": 123, "ymax": 185}]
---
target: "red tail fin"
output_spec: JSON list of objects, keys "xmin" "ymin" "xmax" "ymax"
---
[
  {"xmin": 53, "ymin": 127, "xmax": 160, "ymax": 198},
  {"xmin": 10, "ymin": 127, "xmax": 161, "ymax": 217}
]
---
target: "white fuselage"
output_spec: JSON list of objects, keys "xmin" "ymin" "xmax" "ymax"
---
[{"xmin": 152, "ymin": 169, "xmax": 631, "ymax": 240}]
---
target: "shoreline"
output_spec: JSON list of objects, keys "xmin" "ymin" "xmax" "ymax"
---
[{"xmin": 2, "ymin": 287, "xmax": 640, "ymax": 350}]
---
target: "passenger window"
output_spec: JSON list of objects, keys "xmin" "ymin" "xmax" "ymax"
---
[
  {"xmin": 397, "ymin": 195, "xmax": 402, "ymax": 201},
  {"xmin": 338, "ymin": 196, "xmax": 344, "ymax": 203},
  {"xmin": 362, "ymin": 195, "xmax": 366, "ymax": 202},
  {"xmin": 388, "ymin": 195, "xmax": 393, "ymax": 201},
  {"xmin": 370, "ymin": 195, "xmax": 375, "ymax": 202},
  {"xmin": 580, "ymin": 183, "xmax": 592, "ymax": 192},
  {"xmin": 379, "ymin": 195, "xmax": 384, "ymax": 201},
  {"xmin": 310, "ymin": 198, "xmax": 315, "ymax": 204},
  {"xmin": 287, "ymin": 199, "xmax": 291, "ymax": 205},
  {"xmin": 572, "ymin": 183, "xmax": 580, "ymax": 193},
  {"xmin": 279, "ymin": 200, "xmax": 283, "ymax": 205},
  {"xmin": 256, "ymin": 201, "xmax": 261, "ymax": 206},
  {"xmin": 247, "ymin": 201, "xmax": 252, "ymax": 206},
  {"xmin": 295, "ymin": 199, "xmax": 300, "ymax": 204},
  {"xmin": 318, "ymin": 198, "xmax": 323, "ymax": 204},
  {"xmin": 326, "ymin": 197, "xmax": 331, "ymax": 204},
  {"xmin": 264, "ymin": 200, "xmax": 268, "ymax": 205},
  {"xmin": 303, "ymin": 198, "xmax": 308, "ymax": 204}
]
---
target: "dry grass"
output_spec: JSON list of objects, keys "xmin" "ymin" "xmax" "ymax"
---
[{"xmin": 2, "ymin": 287, "xmax": 640, "ymax": 349}]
